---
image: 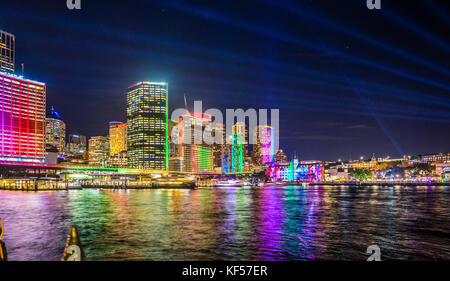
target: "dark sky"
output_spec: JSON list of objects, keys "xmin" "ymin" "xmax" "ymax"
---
[{"xmin": 1, "ymin": 0, "xmax": 449, "ymax": 161}]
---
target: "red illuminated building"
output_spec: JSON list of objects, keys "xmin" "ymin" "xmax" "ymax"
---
[{"xmin": 0, "ymin": 71, "xmax": 46, "ymax": 163}]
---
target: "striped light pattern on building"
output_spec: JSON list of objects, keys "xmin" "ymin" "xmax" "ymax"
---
[
  {"xmin": 0, "ymin": 72, "xmax": 46, "ymax": 163},
  {"xmin": 127, "ymin": 82, "xmax": 168, "ymax": 169}
]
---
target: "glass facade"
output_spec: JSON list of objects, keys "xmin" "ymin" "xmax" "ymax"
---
[
  {"xmin": 0, "ymin": 30, "xmax": 15, "ymax": 73},
  {"xmin": 88, "ymin": 136, "xmax": 109, "ymax": 167},
  {"xmin": 46, "ymin": 107, "xmax": 66, "ymax": 153},
  {"xmin": 0, "ymin": 72, "xmax": 46, "ymax": 163},
  {"xmin": 127, "ymin": 82, "xmax": 168, "ymax": 169},
  {"xmin": 109, "ymin": 121, "xmax": 127, "ymax": 156}
]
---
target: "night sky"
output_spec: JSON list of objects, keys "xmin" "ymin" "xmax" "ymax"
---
[{"xmin": 1, "ymin": 0, "xmax": 449, "ymax": 161}]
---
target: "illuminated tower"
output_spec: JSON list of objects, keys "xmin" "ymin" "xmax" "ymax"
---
[
  {"xmin": 66, "ymin": 134, "xmax": 87, "ymax": 156},
  {"xmin": 231, "ymin": 134, "xmax": 243, "ymax": 173},
  {"xmin": 127, "ymin": 82, "xmax": 168, "ymax": 169},
  {"xmin": 232, "ymin": 122, "xmax": 247, "ymax": 154},
  {"xmin": 252, "ymin": 125, "xmax": 274, "ymax": 166},
  {"xmin": 109, "ymin": 121, "xmax": 127, "ymax": 156},
  {"xmin": 0, "ymin": 72, "xmax": 46, "ymax": 163},
  {"xmin": 46, "ymin": 106, "xmax": 66, "ymax": 153},
  {"xmin": 211, "ymin": 123, "xmax": 224, "ymax": 172},
  {"xmin": 88, "ymin": 136, "xmax": 109, "ymax": 167},
  {"xmin": 176, "ymin": 113, "xmax": 213, "ymax": 173},
  {"xmin": 0, "ymin": 30, "xmax": 15, "ymax": 73}
]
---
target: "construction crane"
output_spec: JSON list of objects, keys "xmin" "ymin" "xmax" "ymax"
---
[{"xmin": 184, "ymin": 93, "xmax": 189, "ymax": 112}]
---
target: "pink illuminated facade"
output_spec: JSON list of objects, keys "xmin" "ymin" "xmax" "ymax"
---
[
  {"xmin": 0, "ymin": 72, "xmax": 46, "ymax": 163},
  {"xmin": 252, "ymin": 125, "xmax": 274, "ymax": 166}
]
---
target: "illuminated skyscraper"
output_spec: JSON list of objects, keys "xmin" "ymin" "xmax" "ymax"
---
[
  {"xmin": 252, "ymin": 125, "xmax": 274, "ymax": 166},
  {"xmin": 0, "ymin": 30, "xmax": 15, "ymax": 73},
  {"xmin": 231, "ymin": 134, "xmax": 243, "ymax": 173},
  {"xmin": 88, "ymin": 136, "xmax": 109, "ymax": 167},
  {"xmin": 66, "ymin": 134, "xmax": 87, "ymax": 156},
  {"xmin": 127, "ymin": 82, "xmax": 168, "ymax": 169},
  {"xmin": 109, "ymin": 121, "xmax": 127, "ymax": 156},
  {"xmin": 211, "ymin": 123, "xmax": 225, "ymax": 172},
  {"xmin": 232, "ymin": 122, "xmax": 248, "ymax": 157},
  {"xmin": 176, "ymin": 113, "xmax": 214, "ymax": 173},
  {"xmin": 46, "ymin": 106, "xmax": 66, "ymax": 153},
  {"xmin": 0, "ymin": 72, "xmax": 46, "ymax": 163}
]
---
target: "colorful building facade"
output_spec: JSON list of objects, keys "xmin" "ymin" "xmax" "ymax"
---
[
  {"xmin": 0, "ymin": 72, "xmax": 46, "ymax": 163},
  {"xmin": 267, "ymin": 160, "xmax": 323, "ymax": 182}
]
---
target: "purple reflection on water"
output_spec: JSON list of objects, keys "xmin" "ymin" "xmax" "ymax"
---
[{"xmin": 257, "ymin": 187, "xmax": 285, "ymax": 260}]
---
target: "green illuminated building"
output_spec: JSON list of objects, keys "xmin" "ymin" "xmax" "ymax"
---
[
  {"xmin": 231, "ymin": 134, "xmax": 243, "ymax": 173},
  {"xmin": 126, "ymin": 82, "xmax": 168, "ymax": 170}
]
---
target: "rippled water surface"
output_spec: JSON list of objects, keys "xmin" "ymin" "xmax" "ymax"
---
[{"xmin": 0, "ymin": 186, "xmax": 449, "ymax": 261}]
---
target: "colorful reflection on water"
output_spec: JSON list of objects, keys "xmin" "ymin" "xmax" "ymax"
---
[{"xmin": 0, "ymin": 185, "xmax": 449, "ymax": 261}]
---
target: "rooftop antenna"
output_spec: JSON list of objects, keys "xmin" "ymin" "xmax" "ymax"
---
[{"xmin": 21, "ymin": 63, "xmax": 24, "ymax": 77}]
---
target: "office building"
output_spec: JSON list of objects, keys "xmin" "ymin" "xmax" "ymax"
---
[
  {"xmin": 127, "ymin": 82, "xmax": 168, "ymax": 169},
  {"xmin": 46, "ymin": 106, "xmax": 66, "ymax": 153},
  {"xmin": 88, "ymin": 136, "xmax": 109, "ymax": 167},
  {"xmin": 0, "ymin": 30, "xmax": 15, "ymax": 73},
  {"xmin": 176, "ymin": 113, "xmax": 214, "ymax": 173},
  {"xmin": 0, "ymin": 72, "xmax": 46, "ymax": 163},
  {"xmin": 274, "ymin": 149, "xmax": 288, "ymax": 163},
  {"xmin": 66, "ymin": 134, "xmax": 87, "ymax": 156},
  {"xmin": 109, "ymin": 121, "xmax": 127, "ymax": 156},
  {"xmin": 252, "ymin": 125, "xmax": 274, "ymax": 166}
]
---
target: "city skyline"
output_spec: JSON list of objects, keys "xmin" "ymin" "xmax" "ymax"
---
[
  {"xmin": 0, "ymin": 0, "xmax": 449, "ymax": 161},
  {"xmin": 0, "ymin": 1, "xmax": 449, "ymax": 265}
]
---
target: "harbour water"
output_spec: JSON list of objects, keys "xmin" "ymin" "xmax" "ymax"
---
[{"xmin": 0, "ymin": 185, "xmax": 449, "ymax": 261}]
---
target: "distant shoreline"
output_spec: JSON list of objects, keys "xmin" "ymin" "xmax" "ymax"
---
[{"xmin": 282, "ymin": 182, "xmax": 448, "ymax": 187}]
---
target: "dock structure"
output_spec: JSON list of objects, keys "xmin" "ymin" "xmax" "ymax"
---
[
  {"xmin": 0, "ymin": 163, "xmax": 216, "ymax": 190},
  {"xmin": 0, "ymin": 220, "xmax": 7, "ymax": 261}
]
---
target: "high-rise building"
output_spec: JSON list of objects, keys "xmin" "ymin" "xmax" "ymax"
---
[
  {"xmin": 252, "ymin": 125, "xmax": 274, "ymax": 166},
  {"xmin": 66, "ymin": 134, "xmax": 87, "ymax": 156},
  {"xmin": 274, "ymin": 149, "xmax": 288, "ymax": 163},
  {"xmin": 232, "ymin": 122, "xmax": 253, "ymax": 171},
  {"xmin": 175, "ymin": 113, "xmax": 214, "ymax": 173},
  {"xmin": 127, "ymin": 82, "xmax": 168, "ymax": 169},
  {"xmin": 46, "ymin": 106, "xmax": 66, "ymax": 153},
  {"xmin": 232, "ymin": 122, "xmax": 248, "ymax": 157},
  {"xmin": 231, "ymin": 134, "xmax": 243, "ymax": 173},
  {"xmin": 0, "ymin": 30, "xmax": 15, "ymax": 73},
  {"xmin": 168, "ymin": 119, "xmax": 183, "ymax": 171},
  {"xmin": 109, "ymin": 121, "xmax": 127, "ymax": 156},
  {"xmin": 0, "ymin": 72, "xmax": 46, "ymax": 163},
  {"xmin": 211, "ymin": 123, "xmax": 225, "ymax": 172},
  {"xmin": 88, "ymin": 136, "xmax": 109, "ymax": 167}
]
